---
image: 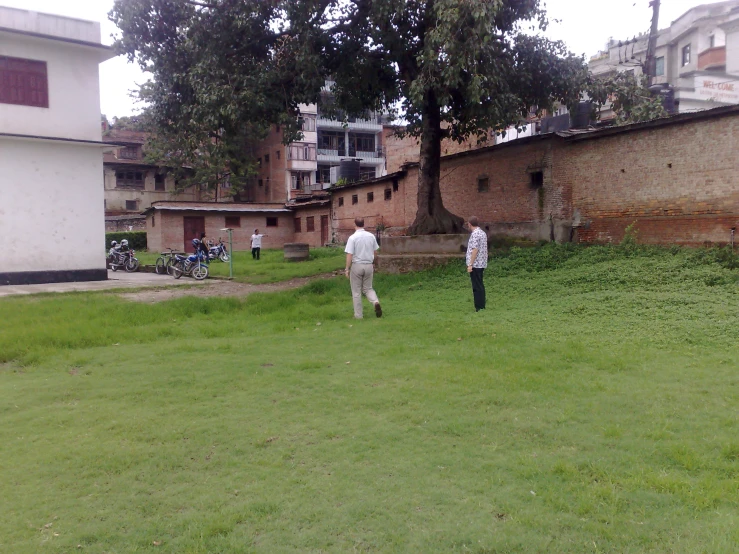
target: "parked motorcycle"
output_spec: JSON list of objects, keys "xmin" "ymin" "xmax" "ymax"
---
[
  {"xmin": 108, "ymin": 249, "xmax": 140, "ymax": 272},
  {"xmin": 207, "ymin": 238, "xmax": 230, "ymax": 262},
  {"xmin": 171, "ymin": 250, "xmax": 209, "ymax": 280}
]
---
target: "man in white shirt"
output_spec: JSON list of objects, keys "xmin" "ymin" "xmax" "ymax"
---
[
  {"xmin": 250, "ymin": 229, "xmax": 266, "ymax": 260},
  {"xmin": 344, "ymin": 217, "xmax": 382, "ymax": 319}
]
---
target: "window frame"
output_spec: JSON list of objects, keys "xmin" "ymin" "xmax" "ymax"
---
[
  {"xmin": 367, "ymin": 191, "xmax": 374, "ymax": 203},
  {"xmin": 266, "ymin": 217, "xmax": 278, "ymax": 227},
  {"xmin": 338, "ymin": 197, "xmax": 344, "ymax": 207},
  {"xmin": 682, "ymin": 44, "xmax": 691, "ymax": 66},
  {"xmin": 294, "ymin": 217, "xmax": 302, "ymax": 233},
  {"xmin": 655, "ymin": 56, "xmax": 665, "ymax": 77},
  {"xmin": 477, "ymin": 176, "xmax": 490, "ymax": 193},
  {"xmin": 125, "ymin": 200, "xmax": 139, "ymax": 211},
  {"xmin": 306, "ymin": 216, "xmax": 315, "ymax": 232},
  {"xmin": 225, "ymin": 216, "xmax": 241, "ymax": 228},
  {"xmin": 0, "ymin": 56, "xmax": 49, "ymax": 108},
  {"xmin": 384, "ymin": 188, "xmax": 392, "ymax": 201},
  {"xmin": 352, "ymin": 194, "xmax": 358, "ymax": 205}
]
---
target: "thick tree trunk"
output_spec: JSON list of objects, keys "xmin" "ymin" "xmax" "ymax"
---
[{"xmin": 407, "ymin": 93, "xmax": 465, "ymax": 235}]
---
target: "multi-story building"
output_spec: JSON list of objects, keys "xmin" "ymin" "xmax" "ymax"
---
[
  {"xmin": 102, "ymin": 128, "xmax": 201, "ymax": 229},
  {"xmin": 590, "ymin": 0, "xmax": 739, "ymax": 113},
  {"xmin": 250, "ymin": 82, "xmax": 388, "ymax": 203},
  {"xmin": 0, "ymin": 6, "xmax": 115, "ymax": 285}
]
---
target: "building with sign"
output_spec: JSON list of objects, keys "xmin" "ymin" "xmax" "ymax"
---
[
  {"xmin": 590, "ymin": 0, "xmax": 739, "ymax": 114},
  {"xmin": 0, "ymin": 7, "xmax": 116, "ymax": 285}
]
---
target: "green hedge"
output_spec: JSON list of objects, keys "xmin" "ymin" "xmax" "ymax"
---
[{"xmin": 105, "ymin": 231, "xmax": 147, "ymax": 250}]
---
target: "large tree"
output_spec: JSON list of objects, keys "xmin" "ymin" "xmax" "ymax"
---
[
  {"xmin": 293, "ymin": 0, "xmax": 588, "ymax": 234},
  {"xmin": 112, "ymin": 0, "xmax": 587, "ymax": 233}
]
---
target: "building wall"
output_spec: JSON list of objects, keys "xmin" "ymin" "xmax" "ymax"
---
[
  {"xmin": 726, "ymin": 23, "xmax": 739, "ymax": 75},
  {"xmin": 0, "ymin": 35, "xmax": 104, "ymax": 142},
  {"xmin": 1, "ymin": 138, "xmax": 106, "ymax": 275},
  {"xmin": 292, "ymin": 204, "xmax": 332, "ymax": 247},
  {"xmin": 103, "ymin": 167, "xmax": 197, "ymax": 213},
  {"xmin": 253, "ymin": 124, "xmax": 290, "ymax": 203},
  {"xmin": 148, "ymin": 211, "xmax": 295, "ymax": 253},
  {"xmin": 566, "ymin": 115, "xmax": 739, "ymax": 245}
]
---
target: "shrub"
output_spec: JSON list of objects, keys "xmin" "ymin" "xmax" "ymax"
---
[{"xmin": 105, "ymin": 231, "xmax": 147, "ymax": 250}]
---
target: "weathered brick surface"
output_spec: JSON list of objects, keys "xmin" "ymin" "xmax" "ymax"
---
[
  {"xmin": 292, "ymin": 204, "xmax": 332, "ymax": 246},
  {"xmin": 147, "ymin": 210, "xmax": 294, "ymax": 253}
]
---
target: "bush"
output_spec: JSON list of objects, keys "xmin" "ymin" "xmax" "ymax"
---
[{"xmin": 105, "ymin": 231, "xmax": 147, "ymax": 250}]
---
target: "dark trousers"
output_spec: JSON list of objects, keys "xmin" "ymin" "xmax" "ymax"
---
[
  {"xmin": 470, "ymin": 268, "xmax": 486, "ymax": 311},
  {"xmin": 252, "ymin": 247, "xmax": 261, "ymax": 260}
]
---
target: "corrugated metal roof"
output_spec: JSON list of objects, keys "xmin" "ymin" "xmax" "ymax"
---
[{"xmin": 143, "ymin": 202, "xmax": 291, "ymax": 215}]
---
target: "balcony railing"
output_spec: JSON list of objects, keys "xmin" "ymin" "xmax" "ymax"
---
[
  {"xmin": 698, "ymin": 46, "xmax": 726, "ymax": 70},
  {"xmin": 317, "ymin": 148, "xmax": 385, "ymax": 158}
]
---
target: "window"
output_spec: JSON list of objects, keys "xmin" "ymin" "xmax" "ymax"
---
[
  {"xmin": 367, "ymin": 192, "xmax": 374, "ymax": 203},
  {"xmin": 258, "ymin": 179, "xmax": 263, "ymax": 187},
  {"xmin": 276, "ymin": 150, "xmax": 281, "ymax": 160},
  {"xmin": 265, "ymin": 154, "xmax": 270, "ymax": 163},
  {"xmin": 392, "ymin": 179, "xmax": 399, "ymax": 192},
  {"xmin": 530, "ymin": 171, "xmax": 544, "ymax": 188},
  {"xmin": 155, "ymin": 173, "xmax": 165, "ymax": 191},
  {"xmin": 152, "ymin": 214, "xmax": 155, "ymax": 227},
  {"xmin": 0, "ymin": 56, "xmax": 48, "ymax": 108},
  {"xmin": 294, "ymin": 217, "xmax": 302, "ymax": 232},
  {"xmin": 338, "ymin": 197, "xmax": 344, "ymax": 207},
  {"xmin": 709, "ymin": 35, "xmax": 715, "ymax": 48},
  {"xmin": 288, "ymin": 143, "xmax": 316, "ymax": 161},
  {"xmin": 349, "ymin": 133, "xmax": 376, "ymax": 154},
  {"xmin": 318, "ymin": 130, "xmax": 345, "ymax": 154},
  {"xmin": 352, "ymin": 194, "xmax": 358, "ymax": 205},
  {"xmin": 125, "ymin": 200, "xmax": 138, "ymax": 211},
  {"xmin": 682, "ymin": 44, "xmax": 691, "ymax": 66},
  {"xmin": 225, "ymin": 216, "xmax": 241, "ymax": 228},
  {"xmin": 655, "ymin": 56, "xmax": 665, "ymax": 77},
  {"xmin": 291, "ymin": 171, "xmax": 312, "ymax": 190},
  {"xmin": 118, "ymin": 146, "xmax": 140, "ymax": 160},
  {"xmin": 307, "ymin": 216, "xmax": 315, "ymax": 232},
  {"xmin": 384, "ymin": 188, "xmax": 392, "ymax": 201},
  {"xmin": 477, "ymin": 176, "xmax": 489, "ymax": 192},
  {"xmin": 317, "ymin": 165, "xmax": 334, "ymax": 185},
  {"xmin": 266, "ymin": 217, "xmax": 278, "ymax": 227},
  {"xmin": 359, "ymin": 167, "xmax": 376, "ymax": 181},
  {"xmin": 116, "ymin": 171, "xmax": 145, "ymax": 189},
  {"xmin": 299, "ymin": 115, "xmax": 316, "ymax": 132}
]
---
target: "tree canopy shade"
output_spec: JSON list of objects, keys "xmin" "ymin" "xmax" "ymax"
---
[{"xmin": 111, "ymin": 0, "xmax": 588, "ymax": 233}]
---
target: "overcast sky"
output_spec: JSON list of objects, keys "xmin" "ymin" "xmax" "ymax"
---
[{"xmin": 0, "ymin": 0, "xmax": 726, "ymax": 117}]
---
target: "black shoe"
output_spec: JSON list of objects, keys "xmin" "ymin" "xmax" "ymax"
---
[{"xmin": 374, "ymin": 303, "xmax": 382, "ymax": 318}]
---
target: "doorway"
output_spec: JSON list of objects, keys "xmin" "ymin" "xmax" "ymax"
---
[
  {"xmin": 320, "ymin": 215, "xmax": 329, "ymax": 246},
  {"xmin": 183, "ymin": 216, "xmax": 205, "ymax": 252}
]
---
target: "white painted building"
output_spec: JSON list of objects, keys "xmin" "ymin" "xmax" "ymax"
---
[
  {"xmin": 589, "ymin": 0, "xmax": 739, "ymax": 114},
  {"xmin": 0, "ymin": 7, "xmax": 115, "ymax": 285}
]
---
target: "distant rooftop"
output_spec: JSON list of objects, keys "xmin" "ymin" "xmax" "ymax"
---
[{"xmin": 0, "ymin": 5, "xmax": 104, "ymax": 46}]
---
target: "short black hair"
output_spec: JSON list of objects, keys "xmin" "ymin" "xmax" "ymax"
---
[{"xmin": 355, "ymin": 217, "xmax": 365, "ymax": 228}]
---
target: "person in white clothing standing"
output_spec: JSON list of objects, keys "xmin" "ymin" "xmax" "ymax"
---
[
  {"xmin": 250, "ymin": 229, "xmax": 266, "ymax": 260},
  {"xmin": 344, "ymin": 217, "xmax": 382, "ymax": 319}
]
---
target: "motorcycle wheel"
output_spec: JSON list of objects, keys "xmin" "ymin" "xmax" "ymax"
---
[
  {"xmin": 172, "ymin": 263, "xmax": 183, "ymax": 279},
  {"xmin": 111, "ymin": 264, "xmax": 118, "ymax": 272},
  {"xmin": 125, "ymin": 258, "xmax": 140, "ymax": 272},
  {"xmin": 191, "ymin": 265, "xmax": 209, "ymax": 280},
  {"xmin": 219, "ymin": 252, "xmax": 230, "ymax": 262},
  {"xmin": 155, "ymin": 257, "xmax": 166, "ymax": 274}
]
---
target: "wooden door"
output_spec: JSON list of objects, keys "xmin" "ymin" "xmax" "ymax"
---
[
  {"xmin": 320, "ymin": 215, "xmax": 329, "ymax": 246},
  {"xmin": 183, "ymin": 216, "xmax": 205, "ymax": 252}
]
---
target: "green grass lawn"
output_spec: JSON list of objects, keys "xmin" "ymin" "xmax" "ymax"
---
[
  {"xmin": 137, "ymin": 247, "xmax": 345, "ymax": 284},
  {"xmin": 2, "ymin": 244, "xmax": 739, "ymax": 553}
]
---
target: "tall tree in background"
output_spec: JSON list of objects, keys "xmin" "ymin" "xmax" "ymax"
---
[
  {"xmin": 110, "ymin": 0, "xmax": 323, "ymax": 194},
  {"xmin": 112, "ymin": 0, "xmax": 587, "ymax": 233},
  {"xmin": 296, "ymin": 0, "xmax": 588, "ymax": 234}
]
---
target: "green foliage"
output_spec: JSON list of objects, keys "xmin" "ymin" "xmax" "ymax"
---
[
  {"xmin": 105, "ymin": 231, "xmax": 147, "ymax": 250},
  {"xmin": 587, "ymin": 72, "xmax": 667, "ymax": 124},
  {"xmin": 1, "ymin": 245, "xmax": 739, "ymax": 552}
]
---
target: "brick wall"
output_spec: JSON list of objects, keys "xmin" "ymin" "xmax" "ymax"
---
[
  {"xmin": 147, "ymin": 210, "xmax": 295, "ymax": 253},
  {"xmin": 293, "ymin": 204, "xmax": 332, "ymax": 246},
  {"xmin": 252, "ymin": 125, "xmax": 289, "ymax": 203},
  {"xmin": 565, "ymin": 113, "xmax": 739, "ymax": 245}
]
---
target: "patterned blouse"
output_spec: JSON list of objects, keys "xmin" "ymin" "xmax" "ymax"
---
[{"xmin": 466, "ymin": 228, "xmax": 488, "ymax": 268}]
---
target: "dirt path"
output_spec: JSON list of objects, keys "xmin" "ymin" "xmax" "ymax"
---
[{"xmin": 119, "ymin": 272, "xmax": 341, "ymax": 303}]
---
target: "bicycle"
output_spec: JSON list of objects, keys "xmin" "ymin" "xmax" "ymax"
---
[{"xmin": 155, "ymin": 248, "xmax": 180, "ymax": 275}]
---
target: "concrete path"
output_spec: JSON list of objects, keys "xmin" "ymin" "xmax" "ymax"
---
[{"xmin": 0, "ymin": 271, "xmax": 204, "ymax": 298}]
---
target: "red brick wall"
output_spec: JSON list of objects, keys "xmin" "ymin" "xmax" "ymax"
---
[
  {"xmin": 147, "ymin": 211, "xmax": 295, "ymax": 253},
  {"xmin": 564, "ymin": 114, "xmax": 739, "ymax": 245},
  {"xmin": 293, "ymin": 204, "xmax": 332, "ymax": 246}
]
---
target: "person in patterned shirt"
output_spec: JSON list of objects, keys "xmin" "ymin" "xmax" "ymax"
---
[{"xmin": 465, "ymin": 216, "xmax": 488, "ymax": 312}]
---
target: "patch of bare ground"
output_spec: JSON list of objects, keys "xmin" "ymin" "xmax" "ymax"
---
[{"xmin": 119, "ymin": 273, "xmax": 340, "ymax": 303}]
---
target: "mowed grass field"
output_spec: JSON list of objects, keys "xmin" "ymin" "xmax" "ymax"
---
[
  {"xmin": 1, "ymin": 244, "xmax": 738, "ymax": 553},
  {"xmin": 137, "ymin": 248, "xmax": 346, "ymax": 284}
]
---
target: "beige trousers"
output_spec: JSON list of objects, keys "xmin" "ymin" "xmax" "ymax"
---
[{"xmin": 350, "ymin": 263, "xmax": 379, "ymax": 318}]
